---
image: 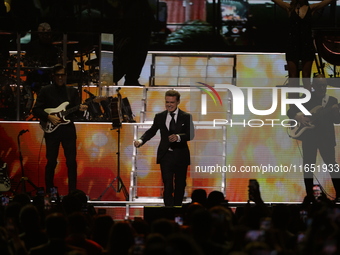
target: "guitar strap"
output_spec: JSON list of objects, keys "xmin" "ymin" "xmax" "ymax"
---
[
  {"xmin": 322, "ymin": 95, "xmax": 329, "ymax": 107},
  {"xmin": 66, "ymin": 87, "xmax": 71, "ymax": 103}
]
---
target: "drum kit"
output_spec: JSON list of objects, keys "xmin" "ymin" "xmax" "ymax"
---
[
  {"xmin": 313, "ymin": 28, "xmax": 340, "ymax": 81},
  {"xmin": 0, "ymin": 30, "xmax": 134, "ymax": 123},
  {"xmin": 0, "ymin": 30, "xmax": 103, "ymax": 121},
  {"xmin": 71, "ymin": 45, "xmax": 100, "ymax": 86}
]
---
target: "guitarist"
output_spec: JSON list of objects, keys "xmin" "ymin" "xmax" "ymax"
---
[
  {"xmin": 287, "ymin": 74, "xmax": 340, "ymax": 201},
  {"xmin": 32, "ymin": 64, "xmax": 88, "ymax": 195}
]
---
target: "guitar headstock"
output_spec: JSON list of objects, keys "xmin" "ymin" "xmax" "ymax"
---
[{"xmin": 116, "ymin": 87, "xmax": 122, "ymax": 99}]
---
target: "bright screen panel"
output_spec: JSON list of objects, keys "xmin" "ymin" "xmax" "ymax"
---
[{"xmin": 1, "ymin": 53, "xmax": 339, "ymax": 203}]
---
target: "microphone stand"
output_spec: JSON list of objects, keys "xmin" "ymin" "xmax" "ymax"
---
[
  {"xmin": 97, "ymin": 128, "xmax": 129, "ymax": 201},
  {"xmin": 15, "ymin": 130, "xmax": 39, "ymax": 195},
  {"xmin": 98, "ymin": 88, "xmax": 129, "ymax": 201}
]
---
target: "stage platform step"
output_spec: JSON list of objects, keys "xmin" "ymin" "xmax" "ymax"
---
[{"xmin": 88, "ymin": 198, "xmax": 304, "ymax": 220}]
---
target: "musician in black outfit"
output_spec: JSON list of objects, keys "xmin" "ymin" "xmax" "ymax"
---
[
  {"xmin": 287, "ymin": 74, "xmax": 340, "ymax": 200},
  {"xmin": 25, "ymin": 22, "xmax": 59, "ymax": 67},
  {"xmin": 25, "ymin": 22, "xmax": 60, "ymax": 94},
  {"xmin": 32, "ymin": 64, "xmax": 87, "ymax": 194}
]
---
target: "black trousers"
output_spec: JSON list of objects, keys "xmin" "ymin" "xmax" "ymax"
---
[
  {"xmin": 160, "ymin": 150, "xmax": 188, "ymax": 206},
  {"xmin": 113, "ymin": 21, "xmax": 151, "ymax": 85},
  {"xmin": 302, "ymin": 138, "xmax": 340, "ymax": 197},
  {"xmin": 44, "ymin": 123, "xmax": 77, "ymax": 194}
]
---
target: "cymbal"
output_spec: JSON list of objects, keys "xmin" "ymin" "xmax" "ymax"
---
[
  {"xmin": 52, "ymin": 41, "xmax": 79, "ymax": 45},
  {"xmin": 74, "ymin": 47, "xmax": 97, "ymax": 57},
  {"xmin": 36, "ymin": 66, "xmax": 53, "ymax": 70},
  {"xmin": 0, "ymin": 31, "xmax": 12, "ymax": 35},
  {"xmin": 19, "ymin": 66, "xmax": 54, "ymax": 70}
]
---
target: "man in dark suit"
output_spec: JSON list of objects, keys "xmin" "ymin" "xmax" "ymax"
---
[
  {"xmin": 287, "ymin": 74, "xmax": 340, "ymax": 200},
  {"xmin": 134, "ymin": 90, "xmax": 195, "ymax": 206}
]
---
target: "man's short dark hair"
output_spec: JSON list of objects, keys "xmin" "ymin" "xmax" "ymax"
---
[
  {"xmin": 53, "ymin": 64, "xmax": 66, "ymax": 75},
  {"xmin": 165, "ymin": 90, "xmax": 180, "ymax": 101}
]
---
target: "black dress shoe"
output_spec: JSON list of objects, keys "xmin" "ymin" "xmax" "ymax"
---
[
  {"xmin": 124, "ymin": 84, "xmax": 145, "ymax": 87},
  {"xmin": 124, "ymin": 81, "xmax": 145, "ymax": 86}
]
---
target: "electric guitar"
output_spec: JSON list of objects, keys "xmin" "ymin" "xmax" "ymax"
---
[
  {"xmin": 40, "ymin": 96, "xmax": 107, "ymax": 133},
  {"xmin": 288, "ymin": 103, "xmax": 339, "ymax": 140},
  {"xmin": 0, "ymin": 162, "xmax": 10, "ymax": 192}
]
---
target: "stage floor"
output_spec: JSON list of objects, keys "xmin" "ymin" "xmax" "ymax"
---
[{"xmin": 88, "ymin": 199, "xmax": 319, "ymax": 220}]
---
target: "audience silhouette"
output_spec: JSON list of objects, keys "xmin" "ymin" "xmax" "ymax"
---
[{"xmin": 0, "ymin": 184, "xmax": 339, "ymax": 255}]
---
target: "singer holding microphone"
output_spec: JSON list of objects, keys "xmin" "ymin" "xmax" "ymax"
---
[
  {"xmin": 134, "ymin": 90, "xmax": 194, "ymax": 206},
  {"xmin": 32, "ymin": 64, "xmax": 88, "ymax": 195}
]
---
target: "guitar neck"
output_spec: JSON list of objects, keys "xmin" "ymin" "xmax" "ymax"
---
[
  {"xmin": 311, "ymin": 103, "xmax": 338, "ymax": 122},
  {"xmin": 62, "ymin": 95, "xmax": 106, "ymax": 117},
  {"xmin": 63, "ymin": 104, "xmax": 81, "ymax": 117}
]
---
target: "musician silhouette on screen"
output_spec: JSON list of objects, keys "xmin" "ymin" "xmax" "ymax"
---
[
  {"xmin": 287, "ymin": 74, "xmax": 340, "ymax": 201},
  {"xmin": 32, "ymin": 64, "xmax": 88, "ymax": 194},
  {"xmin": 271, "ymin": 0, "xmax": 336, "ymax": 94},
  {"xmin": 134, "ymin": 90, "xmax": 195, "ymax": 206}
]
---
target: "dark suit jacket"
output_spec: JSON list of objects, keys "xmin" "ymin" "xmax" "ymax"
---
[
  {"xmin": 32, "ymin": 83, "xmax": 80, "ymax": 122},
  {"xmin": 287, "ymin": 93, "xmax": 340, "ymax": 146},
  {"xmin": 140, "ymin": 109, "xmax": 194, "ymax": 165}
]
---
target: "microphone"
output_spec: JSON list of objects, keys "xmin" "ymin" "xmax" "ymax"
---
[
  {"xmin": 19, "ymin": 129, "xmax": 29, "ymax": 135},
  {"xmin": 84, "ymin": 89, "xmax": 96, "ymax": 97}
]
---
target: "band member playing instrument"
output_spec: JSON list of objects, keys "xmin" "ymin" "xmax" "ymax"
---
[
  {"xmin": 25, "ymin": 22, "xmax": 59, "ymax": 67},
  {"xmin": 287, "ymin": 74, "xmax": 340, "ymax": 200},
  {"xmin": 33, "ymin": 64, "xmax": 87, "ymax": 194},
  {"xmin": 25, "ymin": 23, "xmax": 59, "ymax": 95}
]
